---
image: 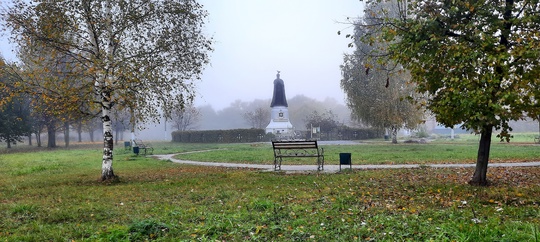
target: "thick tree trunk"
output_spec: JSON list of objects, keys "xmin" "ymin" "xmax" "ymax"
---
[
  {"xmin": 98, "ymin": 0, "xmax": 116, "ymax": 181},
  {"xmin": 100, "ymin": 89, "xmax": 116, "ymax": 181},
  {"xmin": 28, "ymin": 134, "xmax": 32, "ymax": 146},
  {"xmin": 469, "ymin": 125, "xmax": 493, "ymax": 186},
  {"xmin": 7, "ymin": 140, "xmax": 11, "ymax": 148},
  {"xmin": 47, "ymin": 122, "xmax": 56, "ymax": 148}
]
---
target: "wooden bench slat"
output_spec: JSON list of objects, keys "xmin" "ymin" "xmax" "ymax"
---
[
  {"xmin": 273, "ymin": 145, "xmax": 318, "ymax": 149},
  {"xmin": 273, "ymin": 141, "xmax": 317, "ymax": 144}
]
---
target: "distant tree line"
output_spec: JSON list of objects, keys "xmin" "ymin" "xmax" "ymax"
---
[
  {"xmin": 195, "ymin": 96, "xmax": 353, "ymax": 131},
  {"xmin": 169, "ymin": 95, "xmax": 383, "ymax": 142},
  {"xmin": 0, "ymin": 58, "xmax": 133, "ymax": 148}
]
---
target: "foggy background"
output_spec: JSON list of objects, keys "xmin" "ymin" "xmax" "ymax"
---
[
  {"xmin": 193, "ymin": 0, "xmax": 364, "ymax": 110},
  {"xmin": 1, "ymin": 1, "xmax": 539, "ymax": 144}
]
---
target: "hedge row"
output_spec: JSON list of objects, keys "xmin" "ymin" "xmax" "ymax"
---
[
  {"xmin": 171, "ymin": 129, "xmax": 269, "ymax": 143},
  {"xmin": 171, "ymin": 127, "xmax": 381, "ymax": 143}
]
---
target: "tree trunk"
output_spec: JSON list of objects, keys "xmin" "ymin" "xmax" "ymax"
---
[
  {"xmin": 47, "ymin": 122, "xmax": 56, "ymax": 148},
  {"xmin": 89, "ymin": 130, "xmax": 94, "ymax": 142},
  {"xmin": 77, "ymin": 121, "xmax": 83, "ymax": 142},
  {"xmin": 391, "ymin": 126, "xmax": 398, "ymax": 144},
  {"xmin": 115, "ymin": 125, "xmax": 119, "ymax": 145},
  {"xmin": 36, "ymin": 130, "xmax": 41, "ymax": 147},
  {"xmin": 64, "ymin": 122, "xmax": 70, "ymax": 147},
  {"xmin": 469, "ymin": 125, "xmax": 493, "ymax": 186},
  {"xmin": 97, "ymin": 0, "xmax": 116, "ymax": 181},
  {"xmin": 130, "ymin": 107, "xmax": 136, "ymax": 147},
  {"xmin": 100, "ymin": 88, "xmax": 116, "ymax": 181},
  {"xmin": 28, "ymin": 134, "xmax": 32, "ymax": 146},
  {"xmin": 7, "ymin": 140, "xmax": 11, "ymax": 148},
  {"xmin": 537, "ymin": 116, "xmax": 540, "ymax": 138}
]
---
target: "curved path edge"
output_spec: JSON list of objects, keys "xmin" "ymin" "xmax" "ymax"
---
[{"xmin": 152, "ymin": 154, "xmax": 540, "ymax": 173}]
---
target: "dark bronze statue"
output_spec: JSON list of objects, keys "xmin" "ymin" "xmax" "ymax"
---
[{"xmin": 270, "ymin": 71, "xmax": 288, "ymax": 107}]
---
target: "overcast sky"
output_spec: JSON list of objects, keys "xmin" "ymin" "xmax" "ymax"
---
[
  {"xmin": 0, "ymin": 1, "xmax": 365, "ymax": 111},
  {"xmin": 196, "ymin": 0, "xmax": 364, "ymax": 110}
]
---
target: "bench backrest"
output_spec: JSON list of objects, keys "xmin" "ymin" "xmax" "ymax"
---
[
  {"xmin": 133, "ymin": 139, "xmax": 146, "ymax": 147},
  {"xmin": 272, "ymin": 140, "xmax": 319, "ymax": 150}
]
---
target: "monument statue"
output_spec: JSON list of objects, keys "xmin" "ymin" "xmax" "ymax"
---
[
  {"xmin": 266, "ymin": 71, "xmax": 294, "ymax": 135},
  {"xmin": 270, "ymin": 71, "xmax": 288, "ymax": 107}
]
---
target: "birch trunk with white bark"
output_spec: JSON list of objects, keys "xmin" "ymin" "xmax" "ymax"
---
[
  {"xmin": 95, "ymin": 0, "xmax": 116, "ymax": 181},
  {"xmin": 100, "ymin": 86, "xmax": 116, "ymax": 181}
]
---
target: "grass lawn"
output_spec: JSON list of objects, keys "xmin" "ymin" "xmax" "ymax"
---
[
  {"xmin": 1, "ymin": 135, "xmax": 539, "ymax": 241},
  {"xmin": 168, "ymin": 133, "xmax": 540, "ymax": 165}
]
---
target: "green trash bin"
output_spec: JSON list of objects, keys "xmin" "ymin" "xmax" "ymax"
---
[{"xmin": 339, "ymin": 153, "xmax": 352, "ymax": 171}]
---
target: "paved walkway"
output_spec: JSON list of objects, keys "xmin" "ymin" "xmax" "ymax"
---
[{"xmin": 152, "ymin": 153, "xmax": 540, "ymax": 173}]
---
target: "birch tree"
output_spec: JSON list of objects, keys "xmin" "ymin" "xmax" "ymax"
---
[{"xmin": 2, "ymin": 0, "xmax": 212, "ymax": 181}]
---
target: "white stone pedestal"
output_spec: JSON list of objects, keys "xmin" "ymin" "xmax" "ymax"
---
[{"xmin": 265, "ymin": 106, "xmax": 293, "ymax": 135}]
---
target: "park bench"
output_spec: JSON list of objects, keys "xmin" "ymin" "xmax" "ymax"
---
[
  {"xmin": 535, "ymin": 136, "xmax": 540, "ymax": 144},
  {"xmin": 133, "ymin": 139, "xmax": 154, "ymax": 155},
  {"xmin": 272, "ymin": 140, "xmax": 324, "ymax": 171}
]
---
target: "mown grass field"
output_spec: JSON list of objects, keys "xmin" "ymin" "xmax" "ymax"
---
[
  {"xmin": 169, "ymin": 133, "xmax": 540, "ymax": 165},
  {"xmin": 1, "ymin": 134, "xmax": 539, "ymax": 241}
]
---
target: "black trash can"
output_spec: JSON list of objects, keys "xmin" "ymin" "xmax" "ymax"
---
[
  {"xmin": 124, "ymin": 141, "xmax": 131, "ymax": 151},
  {"xmin": 133, "ymin": 146, "xmax": 140, "ymax": 155},
  {"xmin": 339, "ymin": 153, "xmax": 352, "ymax": 171}
]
